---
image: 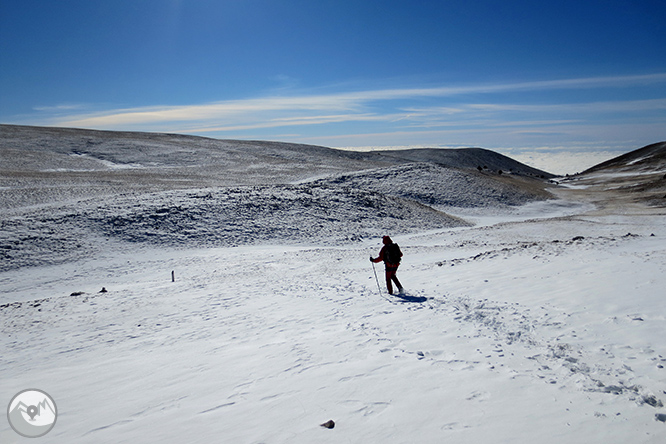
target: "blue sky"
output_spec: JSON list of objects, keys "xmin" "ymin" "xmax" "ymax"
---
[{"xmin": 1, "ymin": 0, "xmax": 665, "ymax": 173}]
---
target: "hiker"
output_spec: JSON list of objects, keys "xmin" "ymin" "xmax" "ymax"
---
[{"xmin": 370, "ymin": 235, "xmax": 404, "ymax": 295}]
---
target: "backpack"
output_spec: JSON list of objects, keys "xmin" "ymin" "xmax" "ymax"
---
[{"xmin": 385, "ymin": 243, "xmax": 402, "ymax": 264}]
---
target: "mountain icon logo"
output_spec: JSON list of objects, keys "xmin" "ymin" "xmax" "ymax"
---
[{"xmin": 7, "ymin": 389, "xmax": 57, "ymax": 438}]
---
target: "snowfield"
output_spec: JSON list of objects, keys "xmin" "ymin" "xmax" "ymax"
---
[{"xmin": 1, "ymin": 126, "xmax": 665, "ymax": 443}]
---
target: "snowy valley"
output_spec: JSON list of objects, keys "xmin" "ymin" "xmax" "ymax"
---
[{"xmin": 1, "ymin": 125, "xmax": 665, "ymax": 443}]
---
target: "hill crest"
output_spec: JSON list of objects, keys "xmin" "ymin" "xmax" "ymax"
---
[{"xmin": 1, "ymin": 124, "xmax": 552, "ymax": 179}]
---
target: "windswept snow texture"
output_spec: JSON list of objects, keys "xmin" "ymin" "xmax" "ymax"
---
[
  {"xmin": 2, "ymin": 126, "xmax": 665, "ymax": 443},
  {"xmin": 314, "ymin": 162, "xmax": 552, "ymax": 209},
  {"xmin": 0, "ymin": 184, "xmax": 468, "ymax": 271}
]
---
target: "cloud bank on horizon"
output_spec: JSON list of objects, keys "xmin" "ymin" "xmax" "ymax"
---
[{"xmin": 1, "ymin": 1, "xmax": 665, "ymax": 173}]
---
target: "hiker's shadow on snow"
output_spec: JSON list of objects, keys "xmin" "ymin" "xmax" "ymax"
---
[{"xmin": 394, "ymin": 294, "xmax": 428, "ymax": 303}]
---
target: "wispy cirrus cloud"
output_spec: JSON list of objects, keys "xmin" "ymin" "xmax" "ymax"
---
[
  {"xmin": 464, "ymin": 98, "xmax": 666, "ymax": 114},
  {"xmin": 31, "ymin": 72, "xmax": 665, "ymax": 153},
  {"xmin": 33, "ymin": 103, "xmax": 87, "ymax": 112},
  {"xmin": 399, "ymin": 98, "xmax": 666, "ymax": 129},
  {"xmin": 191, "ymin": 113, "xmax": 399, "ymax": 133}
]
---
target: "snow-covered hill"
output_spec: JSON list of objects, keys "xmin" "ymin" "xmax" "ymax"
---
[
  {"xmin": 0, "ymin": 124, "xmax": 388, "ymax": 209},
  {"xmin": 0, "ymin": 125, "xmax": 552, "ymax": 207},
  {"xmin": 313, "ymin": 162, "xmax": 552, "ymax": 209},
  {"xmin": 0, "ymin": 125, "xmax": 551, "ymax": 271},
  {"xmin": 374, "ymin": 147, "xmax": 555, "ymax": 178},
  {"xmin": 557, "ymin": 141, "xmax": 666, "ymax": 210},
  {"xmin": 583, "ymin": 141, "xmax": 666, "ymax": 175},
  {"xmin": 1, "ymin": 127, "xmax": 665, "ymax": 443}
]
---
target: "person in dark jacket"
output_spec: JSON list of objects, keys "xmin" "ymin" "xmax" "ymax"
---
[{"xmin": 370, "ymin": 235, "xmax": 404, "ymax": 295}]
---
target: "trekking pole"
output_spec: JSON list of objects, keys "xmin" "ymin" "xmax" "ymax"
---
[
  {"xmin": 371, "ymin": 260, "xmax": 383, "ymax": 298},
  {"xmin": 371, "ymin": 261, "xmax": 395, "ymax": 304}
]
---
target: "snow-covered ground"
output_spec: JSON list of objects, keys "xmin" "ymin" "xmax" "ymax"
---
[
  {"xmin": 2, "ymin": 197, "xmax": 665, "ymax": 443},
  {"xmin": 1, "ymin": 127, "xmax": 665, "ymax": 442}
]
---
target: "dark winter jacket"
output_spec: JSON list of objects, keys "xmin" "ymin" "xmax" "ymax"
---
[{"xmin": 371, "ymin": 236, "xmax": 402, "ymax": 270}]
